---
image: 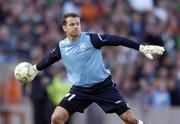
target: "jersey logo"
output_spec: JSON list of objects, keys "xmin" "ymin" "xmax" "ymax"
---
[
  {"xmin": 80, "ymin": 43, "xmax": 86, "ymax": 52},
  {"xmin": 98, "ymin": 33, "xmax": 107, "ymax": 42}
]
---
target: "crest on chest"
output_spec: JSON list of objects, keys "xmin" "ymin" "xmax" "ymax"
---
[{"xmin": 80, "ymin": 43, "xmax": 86, "ymax": 52}]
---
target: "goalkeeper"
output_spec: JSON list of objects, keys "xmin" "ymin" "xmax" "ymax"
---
[{"xmin": 32, "ymin": 13, "xmax": 165, "ymax": 124}]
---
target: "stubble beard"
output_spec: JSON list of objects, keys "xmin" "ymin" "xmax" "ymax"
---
[{"xmin": 71, "ymin": 31, "xmax": 80, "ymax": 38}]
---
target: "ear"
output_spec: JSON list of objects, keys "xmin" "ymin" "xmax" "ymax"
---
[{"xmin": 62, "ymin": 25, "xmax": 66, "ymax": 32}]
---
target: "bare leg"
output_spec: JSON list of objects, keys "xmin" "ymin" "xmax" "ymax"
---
[
  {"xmin": 118, "ymin": 110, "xmax": 140, "ymax": 124},
  {"xmin": 51, "ymin": 106, "xmax": 69, "ymax": 124}
]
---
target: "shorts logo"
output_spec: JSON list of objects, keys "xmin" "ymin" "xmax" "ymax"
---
[
  {"xmin": 80, "ymin": 43, "xmax": 86, "ymax": 52},
  {"xmin": 115, "ymin": 100, "xmax": 122, "ymax": 104}
]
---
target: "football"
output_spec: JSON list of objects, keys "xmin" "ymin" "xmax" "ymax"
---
[{"xmin": 14, "ymin": 62, "xmax": 36, "ymax": 83}]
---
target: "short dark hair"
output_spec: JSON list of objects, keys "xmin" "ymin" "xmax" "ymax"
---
[{"xmin": 62, "ymin": 13, "xmax": 80, "ymax": 26}]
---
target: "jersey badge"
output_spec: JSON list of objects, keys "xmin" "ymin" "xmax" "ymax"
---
[{"xmin": 80, "ymin": 43, "xmax": 86, "ymax": 52}]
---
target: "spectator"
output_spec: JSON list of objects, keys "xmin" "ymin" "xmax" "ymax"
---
[
  {"xmin": 30, "ymin": 46, "xmax": 54, "ymax": 124},
  {"xmin": 150, "ymin": 79, "xmax": 171, "ymax": 108}
]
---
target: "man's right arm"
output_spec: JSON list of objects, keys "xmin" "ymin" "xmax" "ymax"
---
[{"xmin": 36, "ymin": 45, "xmax": 61, "ymax": 71}]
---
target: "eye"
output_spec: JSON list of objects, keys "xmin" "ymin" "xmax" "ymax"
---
[
  {"xmin": 69, "ymin": 23, "xmax": 74, "ymax": 26},
  {"xmin": 76, "ymin": 22, "xmax": 80, "ymax": 25}
]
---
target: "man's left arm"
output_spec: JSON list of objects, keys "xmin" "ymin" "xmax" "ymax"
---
[
  {"xmin": 88, "ymin": 33, "xmax": 165, "ymax": 59},
  {"xmin": 88, "ymin": 33, "xmax": 140, "ymax": 50}
]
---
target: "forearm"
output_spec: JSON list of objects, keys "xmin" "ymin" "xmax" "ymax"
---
[
  {"xmin": 36, "ymin": 45, "xmax": 61, "ymax": 71},
  {"xmin": 103, "ymin": 35, "xmax": 140, "ymax": 50},
  {"xmin": 36, "ymin": 53, "xmax": 60, "ymax": 71}
]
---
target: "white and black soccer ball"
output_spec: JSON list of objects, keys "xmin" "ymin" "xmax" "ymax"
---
[{"xmin": 14, "ymin": 62, "xmax": 36, "ymax": 84}]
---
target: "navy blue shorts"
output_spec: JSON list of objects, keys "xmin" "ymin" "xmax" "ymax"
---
[{"xmin": 59, "ymin": 76, "xmax": 129, "ymax": 116}]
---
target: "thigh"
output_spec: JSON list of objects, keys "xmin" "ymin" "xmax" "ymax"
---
[
  {"xmin": 59, "ymin": 87, "xmax": 93, "ymax": 116},
  {"xmin": 94, "ymin": 82, "xmax": 129, "ymax": 114}
]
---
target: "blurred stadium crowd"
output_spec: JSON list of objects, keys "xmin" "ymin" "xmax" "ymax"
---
[{"xmin": 0, "ymin": 0, "xmax": 180, "ymax": 123}]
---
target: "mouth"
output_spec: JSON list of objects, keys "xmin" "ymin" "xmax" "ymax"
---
[
  {"xmin": 72, "ymin": 30, "xmax": 79, "ymax": 33},
  {"xmin": 73, "ymin": 29, "xmax": 78, "ymax": 31}
]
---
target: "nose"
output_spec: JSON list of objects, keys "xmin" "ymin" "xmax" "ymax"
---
[{"xmin": 74, "ymin": 24, "xmax": 78, "ymax": 28}]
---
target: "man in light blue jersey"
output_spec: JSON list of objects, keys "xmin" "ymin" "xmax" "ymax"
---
[{"xmin": 32, "ymin": 13, "xmax": 165, "ymax": 124}]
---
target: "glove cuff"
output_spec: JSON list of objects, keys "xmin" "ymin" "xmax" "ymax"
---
[
  {"xmin": 33, "ymin": 65, "xmax": 39, "ymax": 73},
  {"xmin": 139, "ymin": 45, "xmax": 145, "ymax": 52}
]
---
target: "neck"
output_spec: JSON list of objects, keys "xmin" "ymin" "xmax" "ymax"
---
[{"xmin": 67, "ymin": 35, "xmax": 80, "ymax": 42}]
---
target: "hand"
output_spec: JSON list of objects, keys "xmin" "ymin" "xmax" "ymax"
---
[{"xmin": 139, "ymin": 45, "xmax": 165, "ymax": 59}]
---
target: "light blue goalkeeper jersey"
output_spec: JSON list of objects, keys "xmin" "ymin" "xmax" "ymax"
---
[
  {"xmin": 59, "ymin": 32, "xmax": 110, "ymax": 87},
  {"xmin": 36, "ymin": 32, "xmax": 139, "ymax": 87}
]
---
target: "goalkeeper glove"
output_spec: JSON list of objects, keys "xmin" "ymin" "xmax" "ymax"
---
[
  {"xmin": 32, "ymin": 65, "xmax": 39, "ymax": 78},
  {"xmin": 139, "ymin": 45, "xmax": 165, "ymax": 59}
]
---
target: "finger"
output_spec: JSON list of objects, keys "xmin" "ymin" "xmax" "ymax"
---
[
  {"xmin": 152, "ymin": 50, "xmax": 163, "ymax": 55},
  {"xmin": 151, "ymin": 46, "xmax": 165, "ymax": 52},
  {"xmin": 151, "ymin": 47, "xmax": 165, "ymax": 54},
  {"xmin": 155, "ymin": 46, "xmax": 165, "ymax": 52},
  {"xmin": 145, "ymin": 53, "xmax": 153, "ymax": 59}
]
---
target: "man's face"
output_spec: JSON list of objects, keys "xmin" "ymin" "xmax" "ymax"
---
[{"xmin": 63, "ymin": 17, "xmax": 81, "ymax": 38}]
